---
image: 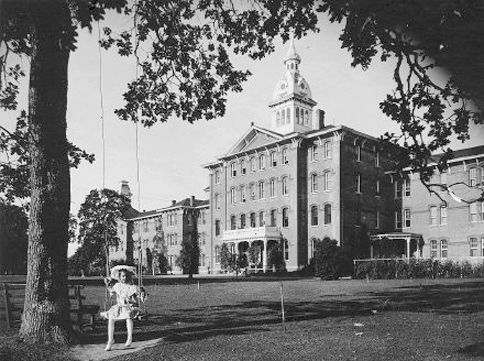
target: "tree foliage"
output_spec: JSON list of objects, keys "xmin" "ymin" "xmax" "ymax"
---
[
  {"xmin": 313, "ymin": 237, "xmax": 352, "ymax": 280},
  {"xmin": 0, "ymin": 201, "xmax": 28, "ymax": 274},
  {"xmin": 176, "ymin": 232, "xmax": 199, "ymax": 278},
  {"xmin": 76, "ymin": 188, "xmax": 132, "ymax": 275}
]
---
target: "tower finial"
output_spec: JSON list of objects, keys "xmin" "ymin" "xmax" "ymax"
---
[{"xmin": 284, "ymin": 36, "xmax": 301, "ymax": 64}]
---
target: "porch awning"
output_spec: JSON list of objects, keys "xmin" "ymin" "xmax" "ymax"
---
[{"xmin": 370, "ymin": 232, "xmax": 423, "ymax": 241}]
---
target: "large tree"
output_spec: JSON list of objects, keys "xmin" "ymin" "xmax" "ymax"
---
[
  {"xmin": 0, "ymin": 0, "xmax": 316, "ymax": 344},
  {"xmin": 1, "ymin": 0, "xmax": 483, "ymax": 345}
]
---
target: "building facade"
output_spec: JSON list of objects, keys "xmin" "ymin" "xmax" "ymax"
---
[
  {"xmin": 397, "ymin": 146, "xmax": 484, "ymax": 262},
  {"xmin": 204, "ymin": 40, "xmax": 396, "ymax": 272}
]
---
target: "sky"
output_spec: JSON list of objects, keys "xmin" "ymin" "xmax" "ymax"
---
[{"xmin": 2, "ymin": 10, "xmax": 483, "ymax": 255}]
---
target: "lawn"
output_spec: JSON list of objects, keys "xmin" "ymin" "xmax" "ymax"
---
[{"xmin": 2, "ymin": 277, "xmax": 484, "ymax": 361}]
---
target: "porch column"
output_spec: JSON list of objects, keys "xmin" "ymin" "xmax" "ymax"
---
[
  {"xmin": 406, "ymin": 238, "xmax": 410, "ymax": 259},
  {"xmin": 263, "ymin": 239, "xmax": 268, "ymax": 273},
  {"xmin": 370, "ymin": 244, "xmax": 374, "ymax": 258}
]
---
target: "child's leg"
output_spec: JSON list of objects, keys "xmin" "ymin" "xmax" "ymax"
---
[
  {"xmin": 105, "ymin": 319, "xmax": 115, "ymax": 350},
  {"xmin": 125, "ymin": 318, "xmax": 133, "ymax": 345}
]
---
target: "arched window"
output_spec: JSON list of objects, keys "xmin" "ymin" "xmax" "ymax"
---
[
  {"xmin": 282, "ymin": 176, "xmax": 288, "ymax": 195},
  {"xmin": 282, "ymin": 207, "xmax": 289, "ymax": 227},
  {"xmin": 281, "ymin": 109, "xmax": 285, "ymax": 123},
  {"xmin": 282, "ymin": 148, "xmax": 288, "ymax": 164},
  {"xmin": 286, "ymin": 107, "xmax": 291, "ymax": 123},
  {"xmin": 324, "ymin": 204, "xmax": 332, "ymax": 224},
  {"xmin": 430, "ymin": 240, "xmax": 438, "ymax": 258},
  {"xmin": 230, "ymin": 187, "xmax": 236, "ymax": 204},
  {"xmin": 310, "ymin": 238, "xmax": 317, "ymax": 259},
  {"xmin": 230, "ymin": 215, "xmax": 236, "ymax": 230},
  {"xmin": 304, "ymin": 109, "xmax": 309, "ymax": 125},
  {"xmin": 259, "ymin": 211, "xmax": 265, "ymax": 226},
  {"xmin": 240, "ymin": 214, "xmax": 246, "ymax": 229},
  {"xmin": 470, "ymin": 168, "xmax": 478, "ymax": 186},
  {"xmin": 258, "ymin": 180, "xmax": 265, "ymax": 199},
  {"xmin": 250, "ymin": 212, "xmax": 256, "ymax": 228},
  {"xmin": 276, "ymin": 111, "xmax": 281, "ymax": 127},
  {"xmin": 270, "ymin": 209, "xmax": 277, "ymax": 226},
  {"xmin": 215, "ymin": 246, "xmax": 221, "ymax": 263},
  {"xmin": 311, "ymin": 205, "xmax": 318, "ymax": 226},
  {"xmin": 295, "ymin": 107, "xmax": 300, "ymax": 124},
  {"xmin": 284, "ymin": 240, "xmax": 289, "ymax": 260}
]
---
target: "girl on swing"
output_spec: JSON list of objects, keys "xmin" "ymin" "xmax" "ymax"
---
[{"xmin": 100, "ymin": 265, "xmax": 144, "ymax": 351}]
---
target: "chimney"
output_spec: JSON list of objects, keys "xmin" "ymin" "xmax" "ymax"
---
[
  {"xmin": 172, "ymin": 200, "xmax": 176, "ymax": 206},
  {"xmin": 120, "ymin": 180, "xmax": 132, "ymax": 199},
  {"xmin": 190, "ymin": 195, "xmax": 195, "ymax": 207},
  {"xmin": 316, "ymin": 109, "xmax": 325, "ymax": 130}
]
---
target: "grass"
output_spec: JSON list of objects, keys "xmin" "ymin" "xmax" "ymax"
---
[{"xmin": 2, "ymin": 277, "xmax": 484, "ymax": 360}]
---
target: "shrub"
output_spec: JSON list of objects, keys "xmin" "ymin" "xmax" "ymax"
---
[{"xmin": 314, "ymin": 237, "xmax": 352, "ymax": 280}]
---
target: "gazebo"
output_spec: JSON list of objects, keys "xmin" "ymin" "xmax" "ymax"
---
[{"xmin": 369, "ymin": 232, "xmax": 424, "ymax": 259}]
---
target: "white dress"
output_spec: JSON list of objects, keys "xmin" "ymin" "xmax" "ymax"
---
[{"xmin": 100, "ymin": 282, "xmax": 141, "ymax": 320}]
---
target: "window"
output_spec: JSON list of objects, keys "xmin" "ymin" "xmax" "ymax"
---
[
  {"xmin": 270, "ymin": 209, "xmax": 276, "ymax": 226},
  {"xmin": 241, "ymin": 160, "xmax": 246, "ymax": 175},
  {"xmin": 430, "ymin": 206, "xmax": 437, "ymax": 225},
  {"xmin": 215, "ymin": 246, "xmax": 221, "ymax": 263},
  {"xmin": 440, "ymin": 171, "xmax": 447, "ymax": 185},
  {"xmin": 395, "ymin": 210, "xmax": 402, "ymax": 229},
  {"xmin": 311, "ymin": 205, "xmax": 318, "ymax": 226},
  {"xmin": 281, "ymin": 109, "xmax": 286, "ymax": 124},
  {"xmin": 441, "ymin": 239, "xmax": 448, "ymax": 258},
  {"xmin": 375, "ymin": 150, "xmax": 380, "ymax": 167},
  {"xmin": 304, "ymin": 109, "xmax": 309, "ymax": 125},
  {"xmin": 215, "ymin": 220, "xmax": 220, "ymax": 236},
  {"xmin": 258, "ymin": 180, "xmax": 265, "ymax": 199},
  {"xmin": 310, "ymin": 145, "xmax": 318, "ymax": 161},
  {"xmin": 430, "ymin": 240, "xmax": 438, "ymax": 258},
  {"xmin": 276, "ymin": 111, "xmax": 281, "ymax": 127},
  {"xmin": 324, "ymin": 204, "xmax": 332, "ymax": 224},
  {"xmin": 286, "ymin": 107, "xmax": 291, "ymax": 122},
  {"xmin": 295, "ymin": 106, "xmax": 300, "ymax": 124},
  {"xmin": 284, "ymin": 240, "xmax": 289, "ymax": 260},
  {"xmin": 282, "ymin": 149, "xmax": 288, "ymax": 164},
  {"xmin": 230, "ymin": 187, "xmax": 236, "ymax": 204},
  {"xmin": 282, "ymin": 208, "xmax": 289, "ymax": 227},
  {"xmin": 310, "ymin": 173, "xmax": 318, "ymax": 193},
  {"xmin": 323, "ymin": 141, "xmax": 332, "ymax": 159},
  {"xmin": 258, "ymin": 153, "xmax": 265, "ymax": 170},
  {"xmin": 250, "ymin": 212, "xmax": 256, "ymax": 228},
  {"xmin": 270, "ymin": 152, "xmax": 277, "ymax": 167},
  {"xmin": 231, "ymin": 162, "xmax": 237, "ymax": 177},
  {"xmin": 355, "ymin": 173, "xmax": 361, "ymax": 193},
  {"xmin": 240, "ymin": 214, "xmax": 246, "ymax": 229},
  {"xmin": 404, "ymin": 178, "xmax": 410, "ymax": 196},
  {"xmin": 250, "ymin": 183, "xmax": 255, "ymax": 200},
  {"xmin": 395, "ymin": 180, "xmax": 402, "ymax": 198},
  {"xmin": 440, "ymin": 206, "xmax": 447, "ymax": 225},
  {"xmin": 215, "ymin": 193, "xmax": 220, "ymax": 209},
  {"xmin": 270, "ymin": 178, "xmax": 276, "ymax": 197},
  {"xmin": 404, "ymin": 208, "xmax": 411, "ymax": 228},
  {"xmin": 470, "ymin": 202, "xmax": 480, "ymax": 222},
  {"xmin": 282, "ymin": 176, "xmax": 288, "ymax": 195},
  {"xmin": 215, "ymin": 170, "xmax": 220, "ymax": 184},
  {"xmin": 230, "ymin": 215, "xmax": 236, "ymax": 230},
  {"xmin": 323, "ymin": 171, "xmax": 331, "ymax": 191},
  {"xmin": 355, "ymin": 144, "xmax": 361, "ymax": 162},
  {"xmin": 470, "ymin": 168, "xmax": 478, "ymax": 186},
  {"xmin": 259, "ymin": 211, "xmax": 265, "ymax": 227},
  {"xmin": 250, "ymin": 157, "xmax": 256, "ymax": 172},
  {"xmin": 310, "ymin": 238, "xmax": 317, "ymax": 259},
  {"xmin": 470, "ymin": 237, "xmax": 479, "ymax": 256},
  {"xmin": 240, "ymin": 185, "xmax": 246, "ymax": 203}
]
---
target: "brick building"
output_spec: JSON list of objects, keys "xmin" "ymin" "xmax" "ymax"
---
[
  {"xmin": 204, "ymin": 40, "xmax": 396, "ymax": 272},
  {"xmin": 392, "ymin": 146, "xmax": 484, "ymax": 262}
]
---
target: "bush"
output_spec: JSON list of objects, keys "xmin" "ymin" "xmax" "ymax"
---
[
  {"xmin": 354, "ymin": 259, "xmax": 484, "ymax": 280},
  {"xmin": 314, "ymin": 237, "xmax": 352, "ymax": 280}
]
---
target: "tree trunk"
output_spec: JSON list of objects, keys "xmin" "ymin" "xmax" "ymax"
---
[{"xmin": 19, "ymin": 0, "xmax": 73, "ymax": 344}]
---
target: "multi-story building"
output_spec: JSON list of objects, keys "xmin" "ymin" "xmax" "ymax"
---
[
  {"xmin": 204, "ymin": 40, "xmax": 396, "ymax": 272},
  {"xmin": 393, "ymin": 146, "xmax": 484, "ymax": 262},
  {"xmin": 110, "ymin": 186, "xmax": 210, "ymax": 274}
]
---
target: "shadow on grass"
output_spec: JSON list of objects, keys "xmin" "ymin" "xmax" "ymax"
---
[{"xmin": 79, "ymin": 280, "xmax": 484, "ymax": 349}]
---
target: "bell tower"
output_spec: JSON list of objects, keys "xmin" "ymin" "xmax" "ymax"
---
[{"xmin": 269, "ymin": 39, "xmax": 317, "ymax": 135}]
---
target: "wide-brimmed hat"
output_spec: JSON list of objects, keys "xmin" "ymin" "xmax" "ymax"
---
[{"xmin": 110, "ymin": 265, "xmax": 137, "ymax": 280}]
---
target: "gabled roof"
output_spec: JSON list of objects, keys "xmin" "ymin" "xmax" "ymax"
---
[
  {"xmin": 126, "ymin": 197, "xmax": 209, "ymax": 221},
  {"xmin": 225, "ymin": 124, "xmax": 283, "ymax": 156}
]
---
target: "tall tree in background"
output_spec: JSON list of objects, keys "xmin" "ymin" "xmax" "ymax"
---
[
  {"xmin": 176, "ymin": 232, "xmax": 200, "ymax": 279},
  {"xmin": 1, "ymin": 0, "xmax": 483, "ymax": 344},
  {"xmin": 0, "ymin": 201, "xmax": 28, "ymax": 274},
  {"xmin": 76, "ymin": 188, "xmax": 131, "ymax": 275}
]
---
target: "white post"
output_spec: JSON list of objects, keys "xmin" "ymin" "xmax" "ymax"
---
[
  {"xmin": 263, "ymin": 239, "xmax": 268, "ymax": 273},
  {"xmin": 406, "ymin": 238, "xmax": 411, "ymax": 259}
]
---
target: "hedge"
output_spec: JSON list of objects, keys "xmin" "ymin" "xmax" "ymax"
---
[{"xmin": 354, "ymin": 259, "xmax": 484, "ymax": 280}]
